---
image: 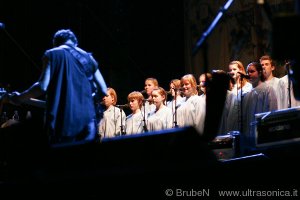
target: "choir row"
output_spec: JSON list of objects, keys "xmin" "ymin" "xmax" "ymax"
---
[{"xmin": 97, "ymin": 55, "xmax": 299, "ymax": 152}]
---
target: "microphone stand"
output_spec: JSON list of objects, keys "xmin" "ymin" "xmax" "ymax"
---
[
  {"xmin": 192, "ymin": 0, "xmax": 234, "ymax": 56},
  {"xmin": 142, "ymin": 101, "xmax": 148, "ymax": 132},
  {"xmin": 286, "ymin": 63, "xmax": 292, "ymax": 108},
  {"xmin": 288, "ymin": 76, "xmax": 292, "ymax": 108},
  {"xmin": 239, "ymin": 77, "xmax": 244, "ymax": 135},
  {"xmin": 119, "ymin": 107, "xmax": 126, "ymax": 135},
  {"xmin": 173, "ymin": 90, "xmax": 179, "ymax": 128}
]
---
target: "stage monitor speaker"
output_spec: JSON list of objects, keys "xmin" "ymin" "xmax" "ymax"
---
[{"xmin": 254, "ymin": 107, "xmax": 300, "ymax": 148}]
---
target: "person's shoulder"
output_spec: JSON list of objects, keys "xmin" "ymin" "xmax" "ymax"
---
[
  {"xmin": 74, "ymin": 46, "xmax": 89, "ymax": 54},
  {"xmin": 45, "ymin": 46, "xmax": 65, "ymax": 54},
  {"xmin": 273, "ymin": 76, "xmax": 280, "ymax": 83}
]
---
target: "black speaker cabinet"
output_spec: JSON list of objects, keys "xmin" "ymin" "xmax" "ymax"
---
[{"xmin": 255, "ymin": 107, "xmax": 300, "ymax": 148}]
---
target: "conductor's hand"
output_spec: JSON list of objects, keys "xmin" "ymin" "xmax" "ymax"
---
[{"xmin": 9, "ymin": 91, "xmax": 22, "ymax": 106}]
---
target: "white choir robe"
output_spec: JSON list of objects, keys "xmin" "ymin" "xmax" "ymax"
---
[
  {"xmin": 231, "ymin": 82, "xmax": 253, "ymax": 97},
  {"xmin": 166, "ymin": 96, "xmax": 185, "ymax": 128},
  {"xmin": 242, "ymin": 82, "xmax": 278, "ymax": 148},
  {"xmin": 226, "ymin": 82, "xmax": 252, "ymax": 133},
  {"xmin": 176, "ymin": 95, "xmax": 206, "ymax": 135},
  {"xmin": 125, "ymin": 111, "xmax": 145, "ymax": 135},
  {"xmin": 218, "ymin": 90, "xmax": 234, "ymax": 134},
  {"xmin": 98, "ymin": 105, "xmax": 126, "ymax": 138},
  {"xmin": 147, "ymin": 105, "xmax": 173, "ymax": 131},
  {"xmin": 278, "ymin": 75, "xmax": 300, "ymax": 109},
  {"xmin": 265, "ymin": 77, "xmax": 282, "ymax": 110},
  {"xmin": 141, "ymin": 101, "xmax": 156, "ymax": 119},
  {"xmin": 218, "ymin": 82, "xmax": 252, "ymax": 134}
]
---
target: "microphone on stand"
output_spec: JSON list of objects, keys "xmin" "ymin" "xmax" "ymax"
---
[
  {"xmin": 142, "ymin": 99, "xmax": 154, "ymax": 103},
  {"xmin": 140, "ymin": 90, "xmax": 147, "ymax": 94},
  {"xmin": 237, "ymin": 72, "xmax": 250, "ymax": 79},
  {"xmin": 212, "ymin": 70, "xmax": 232, "ymax": 76},
  {"xmin": 116, "ymin": 104, "xmax": 130, "ymax": 108}
]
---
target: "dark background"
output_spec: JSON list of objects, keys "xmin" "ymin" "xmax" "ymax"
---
[{"xmin": 0, "ymin": 0, "xmax": 184, "ymax": 107}]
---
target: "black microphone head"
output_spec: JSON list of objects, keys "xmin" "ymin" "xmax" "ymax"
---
[
  {"xmin": 142, "ymin": 99, "xmax": 154, "ymax": 103},
  {"xmin": 237, "ymin": 72, "xmax": 250, "ymax": 79},
  {"xmin": 116, "ymin": 104, "xmax": 129, "ymax": 108},
  {"xmin": 140, "ymin": 90, "xmax": 147, "ymax": 94}
]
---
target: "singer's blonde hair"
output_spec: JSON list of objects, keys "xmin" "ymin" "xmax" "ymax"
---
[
  {"xmin": 127, "ymin": 91, "xmax": 144, "ymax": 108},
  {"xmin": 145, "ymin": 78, "xmax": 159, "ymax": 87}
]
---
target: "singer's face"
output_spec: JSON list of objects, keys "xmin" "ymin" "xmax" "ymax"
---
[
  {"xmin": 102, "ymin": 93, "xmax": 114, "ymax": 108},
  {"xmin": 169, "ymin": 83, "xmax": 176, "ymax": 96},
  {"xmin": 129, "ymin": 99, "xmax": 139, "ymax": 112},
  {"xmin": 199, "ymin": 74, "xmax": 206, "ymax": 93},
  {"xmin": 152, "ymin": 90, "xmax": 164, "ymax": 107},
  {"xmin": 145, "ymin": 80, "xmax": 156, "ymax": 96},
  {"xmin": 260, "ymin": 59, "xmax": 274, "ymax": 80},
  {"xmin": 229, "ymin": 63, "xmax": 240, "ymax": 79},
  {"xmin": 182, "ymin": 79, "xmax": 193, "ymax": 97},
  {"xmin": 247, "ymin": 65, "xmax": 259, "ymax": 86}
]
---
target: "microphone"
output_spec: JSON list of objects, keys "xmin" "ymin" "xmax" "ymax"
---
[
  {"xmin": 237, "ymin": 72, "xmax": 250, "ymax": 79},
  {"xmin": 0, "ymin": 22, "xmax": 5, "ymax": 29},
  {"xmin": 116, "ymin": 104, "xmax": 129, "ymax": 108},
  {"xmin": 142, "ymin": 99, "xmax": 153, "ymax": 103},
  {"xmin": 285, "ymin": 60, "xmax": 295, "ymax": 69},
  {"xmin": 140, "ymin": 90, "xmax": 147, "ymax": 94},
  {"xmin": 212, "ymin": 70, "xmax": 232, "ymax": 76}
]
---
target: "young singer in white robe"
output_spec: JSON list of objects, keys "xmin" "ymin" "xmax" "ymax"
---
[
  {"xmin": 125, "ymin": 91, "xmax": 145, "ymax": 135},
  {"xmin": 98, "ymin": 88, "xmax": 126, "ymax": 138},
  {"xmin": 147, "ymin": 87, "xmax": 173, "ymax": 131},
  {"xmin": 242, "ymin": 62, "xmax": 278, "ymax": 150},
  {"xmin": 176, "ymin": 74, "xmax": 206, "ymax": 135},
  {"xmin": 166, "ymin": 79, "xmax": 185, "ymax": 128}
]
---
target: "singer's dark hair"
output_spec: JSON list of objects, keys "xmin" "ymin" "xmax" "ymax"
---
[
  {"xmin": 247, "ymin": 62, "xmax": 265, "ymax": 81},
  {"xmin": 53, "ymin": 29, "xmax": 78, "ymax": 47}
]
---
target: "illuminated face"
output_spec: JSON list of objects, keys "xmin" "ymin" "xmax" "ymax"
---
[
  {"xmin": 260, "ymin": 59, "xmax": 274, "ymax": 80},
  {"xmin": 182, "ymin": 79, "xmax": 193, "ymax": 97},
  {"xmin": 129, "ymin": 98, "xmax": 140, "ymax": 113},
  {"xmin": 247, "ymin": 65, "xmax": 259, "ymax": 87},
  {"xmin": 199, "ymin": 74, "xmax": 206, "ymax": 94},
  {"xmin": 228, "ymin": 63, "xmax": 241, "ymax": 80},
  {"xmin": 151, "ymin": 90, "xmax": 165, "ymax": 108},
  {"xmin": 169, "ymin": 83, "xmax": 176, "ymax": 97},
  {"xmin": 102, "ymin": 92, "xmax": 114, "ymax": 108},
  {"xmin": 144, "ymin": 80, "xmax": 156, "ymax": 96}
]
